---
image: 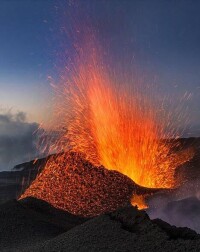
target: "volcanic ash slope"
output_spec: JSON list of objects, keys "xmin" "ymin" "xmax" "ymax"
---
[
  {"xmin": 31, "ymin": 205, "xmax": 200, "ymax": 252},
  {"xmin": 1, "ymin": 197, "xmax": 200, "ymax": 252}
]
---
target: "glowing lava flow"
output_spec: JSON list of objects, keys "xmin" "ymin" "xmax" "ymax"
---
[{"xmin": 21, "ymin": 33, "xmax": 194, "ymax": 213}]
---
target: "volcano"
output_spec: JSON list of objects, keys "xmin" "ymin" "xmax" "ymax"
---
[
  {"xmin": 1, "ymin": 139, "xmax": 200, "ymax": 251},
  {"xmin": 20, "ymin": 152, "xmax": 162, "ymax": 217}
]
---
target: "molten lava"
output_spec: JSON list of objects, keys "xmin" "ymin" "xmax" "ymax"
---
[
  {"xmin": 21, "ymin": 29, "xmax": 194, "ymax": 214},
  {"xmin": 131, "ymin": 194, "xmax": 148, "ymax": 210},
  {"xmin": 50, "ymin": 47, "xmax": 193, "ymax": 189},
  {"xmin": 20, "ymin": 152, "xmax": 139, "ymax": 217}
]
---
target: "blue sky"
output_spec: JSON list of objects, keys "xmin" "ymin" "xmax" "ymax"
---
[
  {"xmin": 0, "ymin": 0, "xmax": 200, "ymax": 170},
  {"xmin": 0, "ymin": 0, "xmax": 55, "ymax": 122},
  {"xmin": 0, "ymin": 0, "xmax": 200, "ymax": 132}
]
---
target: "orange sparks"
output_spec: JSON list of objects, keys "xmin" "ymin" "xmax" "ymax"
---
[
  {"xmin": 53, "ymin": 45, "xmax": 194, "ymax": 189},
  {"xmin": 21, "ymin": 30, "xmax": 194, "ymax": 214}
]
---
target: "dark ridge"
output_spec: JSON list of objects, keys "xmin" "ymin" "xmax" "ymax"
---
[
  {"xmin": 0, "ymin": 197, "xmax": 89, "ymax": 251},
  {"xmin": 152, "ymin": 218, "xmax": 200, "ymax": 240},
  {"xmin": 1, "ymin": 198, "xmax": 200, "ymax": 251},
  {"xmin": 109, "ymin": 205, "xmax": 200, "ymax": 241},
  {"xmin": 30, "ymin": 204, "xmax": 200, "ymax": 252},
  {"xmin": 109, "ymin": 205, "xmax": 149, "ymax": 232},
  {"xmin": 19, "ymin": 197, "xmax": 89, "ymax": 229}
]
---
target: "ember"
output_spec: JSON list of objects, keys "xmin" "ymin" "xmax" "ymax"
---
[
  {"xmin": 49, "ymin": 39, "xmax": 193, "ymax": 188},
  {"xmin": 21, "ymin": 152, "xmax": 151, "ymax": 217},
  {"xmin": 21, "ymin": 24, "xmax": 194, "ymax": 214}
]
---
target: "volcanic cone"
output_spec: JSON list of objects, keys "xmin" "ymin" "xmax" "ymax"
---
[{"xmin": 20, "ymin": 152, "xmax": 160, "ymax": 217}]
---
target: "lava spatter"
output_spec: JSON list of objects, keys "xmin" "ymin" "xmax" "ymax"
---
[{"xmin": 20, "ymin": 152, "xmax": 150, "ymax": 217}]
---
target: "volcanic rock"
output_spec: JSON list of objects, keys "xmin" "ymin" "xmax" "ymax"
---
[
  {"xmin": 1, "ymin": 197, "xmax": 200, "ymax": 252},
  {"xmin": 0, "ymin": 197, "xmax": 88, "ymax": 251},
  {"xmin": 32, "ymin": 208, "xmax": 200, "ymax": 252},
  {"xmin": 21, "ymin": 152, "xmax": 156, "ymax": 217}
]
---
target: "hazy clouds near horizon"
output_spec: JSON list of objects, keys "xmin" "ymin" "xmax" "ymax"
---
[
  {"xmin": 0, "ymin": 111, "xmax": 40, "ymax": 171},
  {"xmin": 0, "ymin": 109, "xmax": 199, "ymax": 172}
]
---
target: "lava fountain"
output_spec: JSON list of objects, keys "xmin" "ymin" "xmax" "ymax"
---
[{"xmin": 20, "ymin": 26, "xmax": 194, "ymax": 215}]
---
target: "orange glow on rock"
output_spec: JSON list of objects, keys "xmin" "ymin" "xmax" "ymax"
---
[
  {"xmin": 21, "ymin": 32, "xmax": 194, "ymax": 213},
  {"xmin": 131, "ymin": 194, "xmax": 148, "ymax": 210},
  {"xmin": 54, "ymin": 48, "xmax": 194, "ymax": 189}
]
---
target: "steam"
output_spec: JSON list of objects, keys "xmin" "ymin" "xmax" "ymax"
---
[
  {"xmin": 148, "ymin": 178, "xmax": 200, "ymax": 233},
  {"xmin": 0, "ymin": 111, "xmax": 40, "ymax": 171}
]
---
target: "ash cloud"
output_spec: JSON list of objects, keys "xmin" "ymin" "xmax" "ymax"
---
[{"xmin": 0, "ymin": 111, "xmax": 41, "ymax": 171}]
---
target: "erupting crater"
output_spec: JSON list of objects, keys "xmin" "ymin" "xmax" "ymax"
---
[
  {"xmin": 20, "ymin": 31, "xmax": 194, "ymax": 216},
  {"xmin": 20, "ymin": 152, "xmax": 155, "ymax": 216}
]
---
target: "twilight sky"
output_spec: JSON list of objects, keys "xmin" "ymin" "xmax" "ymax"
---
[
  {"xmin": 0, "ymin": 0, "xmax": 200, "ymax": 169},
  {"xmin": 0, "ymin": 0, "xmax": 55, "ymax": 122}
]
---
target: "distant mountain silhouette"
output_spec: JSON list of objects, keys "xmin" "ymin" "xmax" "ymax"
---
[{"xmin": 0, "ymin": 156, "xmax": 50, "ymax": 204}]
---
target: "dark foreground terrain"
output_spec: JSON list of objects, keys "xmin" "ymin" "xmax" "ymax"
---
[
  {"xmin": 1, "ymin": 137, "xmax": 200, "ymax": 251},
  {"xmin": 1, "ymin": 197, "xmax": 200, "ymax": 252}
]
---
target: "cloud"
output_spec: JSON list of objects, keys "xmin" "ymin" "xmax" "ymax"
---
[{"xmin": 0, "ymin": 111, "xmax": 41, "ymax": 171}]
